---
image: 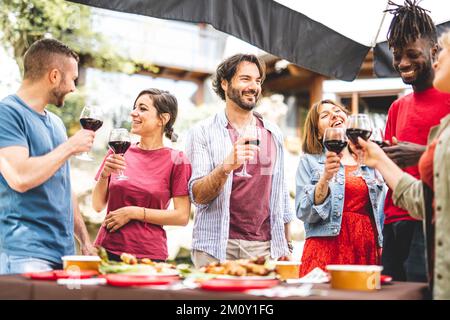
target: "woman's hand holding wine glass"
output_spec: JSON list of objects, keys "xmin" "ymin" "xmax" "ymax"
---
[
  {"xmin": 108, "ymin": 128, "xmax": 131, "ymax": 180},
  {"xmin": 357, "ymin": 137, "xmax": 387, "ymax": 168},
  {"xmin": 322, "ymin": 151, "xmax": 342, "ymax": 182},
  {"xmin": 346, "ymin": 114, "xmax": 372, "ymax": 177},
  {"xmin": 100, "ymin": 154, "xmax": 127, "ymax": 179},
  {"xmin": 322, "ymin": 127, "xmax": 347, "ymax": 183}
]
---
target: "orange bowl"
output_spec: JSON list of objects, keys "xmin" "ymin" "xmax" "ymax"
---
[
  {"xmin": 326, "ymin": 265, "xmax": 383, "ymax": 291},
  {"xmin": 62, "ymin": 255, "xmax": 101, "ymax": 271}
]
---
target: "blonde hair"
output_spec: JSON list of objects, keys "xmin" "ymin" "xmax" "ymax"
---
[
  {"xmin": 438, "ymin": 29, "xmax": 450, "ymax": 50},
  {"xmin": 302, "ymin": 99, "xmax": 349, "ymax": 154}
]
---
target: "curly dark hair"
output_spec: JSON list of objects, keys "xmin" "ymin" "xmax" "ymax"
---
[
  {"xmin": 386, "ymin": 0, "xmax": 437, "ymax": 49},
  {"xmin": 212, "ymin": 53, "xmax": 266, "ymax": 101},
  {"xmin": 133, "ymin": 88, "xmax": 179, "ymax": 142}
]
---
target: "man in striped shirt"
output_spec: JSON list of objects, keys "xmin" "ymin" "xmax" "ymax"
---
[{"xmin": 186, "ymin": 54, "xmax": 295, "ymax": 268}]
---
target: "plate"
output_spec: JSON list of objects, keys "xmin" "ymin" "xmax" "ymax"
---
[
  {"xmin": 200, "ymin": 278, "xmax": 279, "ymax": 292},
  {"xmin": 54, "ymin": 270, "xmax": 99, "ymax": 279},
  {"xmin": 214, "ymin": 275, "xmax": 278, "ymax": 280},
  {"xmin": 122, "ymin": 269, "xmax": 180, "ymax": 277},
  {"xmin": 23, "ymin": 270, "xmax": 98, "ymax": 281},
  {"xmin": 380, "ymin": 275, "xmax": 393, "ymax": 284},
  {"xmin": 105, "ymin": 274, "xmax": 179, "ymax": 287},
  {"xmin": 99, "ymin": 263, "xmax": 179, "ymax": 276},
  {"xmin": 23, "ymin": 271, "xmax": 57, "ymax": 281}
]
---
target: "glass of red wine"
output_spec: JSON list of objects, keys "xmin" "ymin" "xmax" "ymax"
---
[
  {"xmin": 370, "ymin": 127, "xmax": 386, "ymax": 148},
  {"xmin": 235, "ymin": 125, "xmax": 261, "ymax": 178},
  {"xmin": 76, "ymin": 105, "xmax": 103, "ymax": 161},
  {"xmin": 323, "ymin": 127, "xmax": 348, "ymax": 183},
  {"xmin": 369, "ymin": 127, "xmax": 386, "ymax": 184},
  {"xmin": 108, "ymin": 128, "xmax": 131, "ymax": 180},
  {"xmin": 346, "ymin": 114, "xmax": 372, "ymax": 177}
]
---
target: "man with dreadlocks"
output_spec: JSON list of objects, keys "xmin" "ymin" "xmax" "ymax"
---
[{"xmin": 381, "ymin": 0, "xmax": 450, "ymax": 283}]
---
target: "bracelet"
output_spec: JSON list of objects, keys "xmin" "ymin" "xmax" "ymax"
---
[
  {"xmin": 143, "ymin": 207, "xmax": 146, "ymax": 222},
  {"xmin": 100, "ymin": 173, "xmax": 109, "ymax": 180}
]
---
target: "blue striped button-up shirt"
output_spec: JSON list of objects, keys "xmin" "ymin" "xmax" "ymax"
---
[{"xmin": 185, "ymin": 110, "xmax": 295, "ymax": 261}]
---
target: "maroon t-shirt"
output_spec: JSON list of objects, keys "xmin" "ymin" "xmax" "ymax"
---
[
  {"xmin": 384, "ymin": 88, "xmax": 450, "ymax": 224},
  {"xmin": 227, "ymin": 118, "xmax": 276, "ymax": 241},
  {"xmin": 94, "ymin": 145, "xmax": 192, "ymax": 260}
]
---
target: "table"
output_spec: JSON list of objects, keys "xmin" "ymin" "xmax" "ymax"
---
[{"xmin": 0, "ymin": 275, "xmax": 429, "ymax": 300}]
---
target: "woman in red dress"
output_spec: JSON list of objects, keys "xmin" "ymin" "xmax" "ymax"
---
[{"xmin": 295, "ymin": 100, "xmax": 384, "ymax": 277}]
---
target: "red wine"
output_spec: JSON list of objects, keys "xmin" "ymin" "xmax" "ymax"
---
[
  {"xmin": 108, "ymin": 141, "xmax": 131, "ymax": 154},
  {"xmin": 245, "ymin": 139, "xmax": 260, "ymax": 146},
  {"xmin": 346, "ymin": 128, "xmax": 372, "ymax": 144},
  {"xmin": 80, "ymin": 118, "xmax": 103, "ymax": 132},
  {"xmin": 324, "ymin": 140, "xmax": 348, "ymax": 154}
]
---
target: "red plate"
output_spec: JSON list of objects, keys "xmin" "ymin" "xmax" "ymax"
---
[
  {"xmin": 24, "ymin": 270, "xmax": 99, "ymax": 281},
  {"xmin": 23, "ymin": 271, "xmax": 57, "ymax": 281},
  {"xmin": 200, "ymin": 279, "xmax": 279, "ymax": 292},
  {"xmin": 380, "ymin": 275, "xmax": 393, "ymax": 284},
  {"xmin": 105, "ymin": 274, "xmax": 179, "ymax": 287},
  {"xmin": 54, "ymin": 270, "xmax": 99, "ymax": 279}
]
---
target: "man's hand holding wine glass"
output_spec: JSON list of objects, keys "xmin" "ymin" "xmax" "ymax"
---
[
  {"xmin": 223, "ymin": 136, "xmax": 260, "ymax": 174},
  {"xmin": 66, "ymin": 129, "xmax": 96, "ymax": 155}
]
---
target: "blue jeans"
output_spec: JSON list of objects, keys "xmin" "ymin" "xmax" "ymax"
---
[
  {"xmin": 382, "ymin": 220, "xmax": 427, "ymax": 282},
  {"xmin": 0, "ymin": 253, "xmax": 62, "ymax": 275}
]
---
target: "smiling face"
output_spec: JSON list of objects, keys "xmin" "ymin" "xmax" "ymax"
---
[
  {"xmin": 222, "ymin": 61, "xmax": 262, "ymax": 111},
  {"xmin": 392, "ymin": 37, "xmax": 436, "ymax": 87},
  {"xmin": 317, "ymin": 102, "xmax": 348, "ymax": 139},
  {"xmin": 130, "ymin": 94, "xmax": 165, "ymax": 137},
  {"xmin": 48, "ymin": 56, "xmax": 78, "ymax": 107}
]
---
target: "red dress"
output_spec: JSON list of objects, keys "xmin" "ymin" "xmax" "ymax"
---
[{"xmin": 299, "ymin": 166, "xmax": 381, "ymax": 277}]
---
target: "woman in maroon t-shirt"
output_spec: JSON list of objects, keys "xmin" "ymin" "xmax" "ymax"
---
[{"xmin": 91, "ymin": 89, "xmax": 192, "ymax": 262}]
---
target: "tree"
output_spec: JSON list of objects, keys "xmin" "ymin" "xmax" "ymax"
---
[
  {"xmin": 0, "ymin": 0, "xmax": 157, "ymax": 133},
  {"xmin": 0, "ymin": 0, "xmax": 137, "ymax": 74}
]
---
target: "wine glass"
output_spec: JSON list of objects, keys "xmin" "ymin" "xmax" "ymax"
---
[
  {"xmin": 323, "ymin": 127, "xmax": 348, "ymax": 183},
  {"xmin": 235, "ymin": 125, "xmax": 261, "ymax": 178},
  {"xmin": 108, "ymin": 128, "xmax": 131, "ymax": 180},
  {"xmin": 76, "ymin": 105, "xmax": 103, "ymax": 161},
  {"xmin": 369, "ymin": 127, "xmax": 385, "ymax": 184},
  {"xmin": 370, "ymin": 127, "xmax": 386, "ymax": 148},
  {"xmin": 346, "ymin": 114, "xmax": 372, "ymax": 177}
]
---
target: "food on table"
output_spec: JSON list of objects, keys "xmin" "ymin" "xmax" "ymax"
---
[
  {"xmin": 96, "ymin": 250, "xmax": 178, "ymax": 276},
  {"xmin": 200, "ymin": 256, "xmax": 274, "ymax": 277},
  {"xmin": 120, "ymin": 253, "xmax": 138, "ymax": 265}
]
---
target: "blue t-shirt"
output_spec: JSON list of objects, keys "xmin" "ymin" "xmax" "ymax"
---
[{"xmin": 0, "ymin": 94, "xmax": 75, "ymax": 264}]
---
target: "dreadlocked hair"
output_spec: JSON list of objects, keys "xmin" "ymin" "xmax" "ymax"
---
[{"xmin": 386, "ymin": 0, "xmax": 437, "ymax": 49}]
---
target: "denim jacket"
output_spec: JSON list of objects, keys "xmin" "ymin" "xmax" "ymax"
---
[{"xmin": 295, "ymin": 152, "xmax": 385, "ymax": 247}]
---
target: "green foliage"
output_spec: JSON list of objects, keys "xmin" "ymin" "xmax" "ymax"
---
[
  {"xmin": 0, "ymin": 0, "xmax": 140, "ymax": 74},
  {"xmin": 0, "ymin": 0, "xmax": 161, "ymax": 135}
]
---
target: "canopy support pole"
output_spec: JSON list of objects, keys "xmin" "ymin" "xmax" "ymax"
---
[{"xmin": 371, "ymin": 0, "xmax": 391, "ymax": 48}]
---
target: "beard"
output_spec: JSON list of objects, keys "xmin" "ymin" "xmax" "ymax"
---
[
  {"xmin": 49, "ymin": 87, "xmax": 67, "ymax": 108},
  {"xmin": 399, "ymin": 59, "xmax": 434, "ymax": 86},
  {"xmin": 226, "ymin": 85, "xmax": 260, "ymax": 111}
]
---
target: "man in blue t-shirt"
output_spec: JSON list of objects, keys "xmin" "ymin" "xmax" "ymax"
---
[{"xmin": 0, "ymin": 39, "xmax": 97, "ymax": 274}]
